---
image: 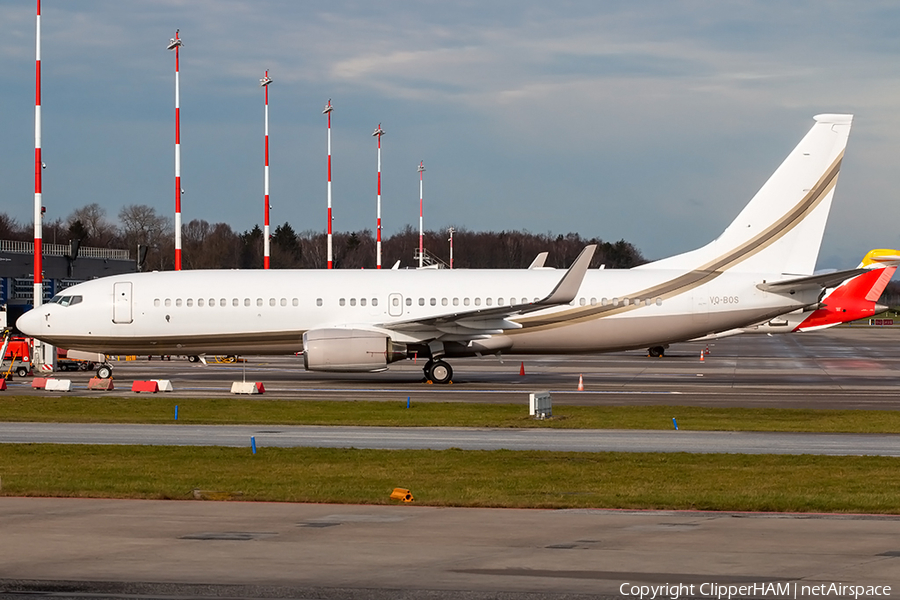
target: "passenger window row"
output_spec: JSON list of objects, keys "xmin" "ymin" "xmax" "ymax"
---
[
  {"xmin": 577, "ymin": 297, "xmax": 664, "ymax": 307},
  {"xmin": 153, "ymin": 297, "xmax": 300, "ymax": 308}
]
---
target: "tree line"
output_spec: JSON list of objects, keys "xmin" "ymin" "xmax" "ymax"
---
[{"xmin": 0, "ymin": 203, "xmax": 646, "ymax": 270}]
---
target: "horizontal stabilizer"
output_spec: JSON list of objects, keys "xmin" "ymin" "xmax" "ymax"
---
[{"xmin": 757, "ymin": 268, "xmax": 868, "ymax": 294}]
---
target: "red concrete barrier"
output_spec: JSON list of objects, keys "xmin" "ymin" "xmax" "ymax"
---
[
  {"xmin": 31, "ymin": 378, "xmax": 48, "ymax": 389},
  {"xmin": 88, "ymin": 378, "xmax": 115, "ymax": 391},
  {"xmin": 132, "ymin": 380, "xmax": 159, "ymax": 393}
]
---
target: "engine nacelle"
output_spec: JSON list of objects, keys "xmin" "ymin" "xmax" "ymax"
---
[{"xmin": 303, "ymin": 328, "xmax": 408, "ymax": 372}]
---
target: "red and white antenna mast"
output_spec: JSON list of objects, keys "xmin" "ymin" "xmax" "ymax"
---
[
  {"xmin": 373, "ymin": 123, "xmax": 385, "ymax": 269},
  {"xmin": 260, "ymin": 71, "xmax": 273, "ymax": 269},
  {"xmin": 323, "ymin": 99, "xmax": 334, "ymax": 269},
  {"xmin": 417, "ymin": 161, "xmax": 425, "ymax": 268},
  {"xmin": 33, "ymin": 0, "xmax": 52, "ymax": 370},
  {"xmin": 167, "ymin": 30, "xmax": 183, "ymax": 270}
]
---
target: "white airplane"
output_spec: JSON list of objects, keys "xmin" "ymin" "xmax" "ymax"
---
[{"xmin": 18, "ymin": 114, "xmax": 859, "ymax": 383}]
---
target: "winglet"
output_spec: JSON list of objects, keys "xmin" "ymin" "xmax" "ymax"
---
[
  {"xmin": 538, "ymin": 245, "xmax": 596, "ymax": 305},
  {"xmin": 528, "ymin": 252, "xmax": 549, "ymax": 269}
]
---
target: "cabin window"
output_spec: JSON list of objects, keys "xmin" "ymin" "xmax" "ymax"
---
[
  {"xmin": 187, "ymin": 299, "xmax": 193, "ymax": 307},
  {"xmin": 197, "ymin": 298, "xmax": 205, "ymax": 307},
  {"xmin": 601, "ymin": 298, "xmax": 608, "ymax": 306},
  {"xmin": 656, "ymin": 298, "xmax": 663, "ymax": 306},
  {"xmin": 510, "ymin": 298, "xmax": 516, "ymax": 306},
  {"xmin": 623, "ymin": 298, "xmax": 630, "ymax": 306},
  {"xmin": 464, "ymin": 298, "xmax": 470, "ymax": 306},
  {"xmin": 360, "ymin": 298, "xmax": 367, "ymax": 307},
  {"xmin": 176, "ymin": 299, "xmax": 183, "ymax": 307},
  {"xmin": 280, "ymin": 298, "xmax": 287, "ymax": 307},
  {"xmin": 392, "ymin": 297, "xmax": 400, "ymax": 307},
  {"xmin": 405, "ymin": 298, "xmax": 412, "ymax": 306},
  {"xmin": 430, "ymin": 298, "xmax": 436, "ymax": 306},
  {"xmin": 441, "ymin": 298, "xmax": 448, "ymax": 306},
  {"xmin": 590, "ymin": 298, "xmax": 597, "ymax": 305},
  {"xmin": 453, "ymin": 298, "xmax": 459, "ymax": 306},
  {"xmin": 579, "ymin": 298, "xmax": 586, "ymax": 306},
  {"xmin": 316, "ymin": 298, "xmax": 323, "ymax": 307},
  {"xmin": 498, "ymin": 298, "xmax": 505, "ymax": 306},
  {"xmin": 475, "ymin": 298, "xmax": 481, "ymax": 306},
  {"xmin": 269, "ymin": 298, "xmax": 276, "ymax": 307},
  {"xmin": 486, "ymin": 298, "xmax": 493, "ymax": 306},
  {"xmin": 292, "ymin": 298, "xmax": 299, "ymax": 307},
  {"xmin": 350, "ymin": 298, "xmax": 357, "ymax": 307},
  {"xmin": 154, "ymin": 299, "xmax": 160, "ymax": 307},
  {"xmin": 418, "ymin": 298, "xmax": 425, "ymax": 306},
  {"xmin": 244, "ymin": 298, "xmax": 251, "ymax": 307},
  {"xmin": 371, "ymin": 298, "xmax": 378, "ymax": 307},
  {"xmin": 165, "ymin": 299, "xmax": 172, "ymax": 307},
  {"xmin": 257, "ymin": 298, "xmax": 263, "ymax": 307},
  {"xmin": 339, "ymin": 298, "xmax": 346, "ymax": 306},
  {"xmin": 613, "ymin": 298, "xmax": 619, "ymax": 306},
  {"xmin": 233, "ymin": 298, "xmax": 239, "ymax": 307}
]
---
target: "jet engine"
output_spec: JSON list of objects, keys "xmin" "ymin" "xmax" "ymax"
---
[{"xmin": 302, "ymin": 328, "xmax": 408, "ymax": 372}]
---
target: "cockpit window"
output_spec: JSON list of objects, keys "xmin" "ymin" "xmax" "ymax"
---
[{"xmin": 49, "ymin": 295, "xmax": 82, "ymax": 307}]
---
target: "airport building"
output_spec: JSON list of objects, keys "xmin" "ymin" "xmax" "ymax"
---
[{"xmin": 0, "ymin": 239, "xmax": 135, "ymax": 326}]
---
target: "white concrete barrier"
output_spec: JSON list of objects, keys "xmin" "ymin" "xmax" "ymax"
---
[
  {"xmin": 45, "ymin": 378, "xmax": 72, "ymax": 392},
  {"xmin": 152, "ymin": 379, "xmax": 174, "ymax": 392},
  {"xmin": 231, "ymin": 381, "xmax": 260, "ymax": 395}
]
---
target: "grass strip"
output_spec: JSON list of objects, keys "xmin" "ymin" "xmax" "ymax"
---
[
  {"xmin": 0, "ymin": 444, "xmax": 898, "ymax": 513},
  {"xmin": 1, "ymin": 397, "xmax": 899, "ymax": 433}
]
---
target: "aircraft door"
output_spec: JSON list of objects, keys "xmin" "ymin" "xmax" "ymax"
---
[
  {"xmin": 388, "ymin": 293, "xmax": 404, "ymax": 317},
  {"xmin": 112, "ymin": 282, "xmax": 133, "ymax": 324},
  {"xmin": 692, "ymin": 284, "xmax": 709, "ymax": 324}
]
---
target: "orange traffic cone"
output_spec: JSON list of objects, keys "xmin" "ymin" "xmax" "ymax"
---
[
  {"xmin": 520, "ymin": 361, "xmax": 525, "ymax": 376},
  {"xmin": 699, "ymin": 350, "xmax": 705, "ymax": 362},
  {"xmin": 705, "ymin": 345, "xmax": 710, "ymax": 356},
  {"xmin": 577, "ymin": 374, "xmax": 584, "ymax": 391}
]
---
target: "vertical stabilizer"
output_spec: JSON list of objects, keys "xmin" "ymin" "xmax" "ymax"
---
[{"xmin": 640, "ymin": 114, "xmax": 852, "ymax": 275}]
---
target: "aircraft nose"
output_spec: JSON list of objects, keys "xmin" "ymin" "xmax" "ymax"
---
[{"xmin": 16, "ymin": 308, "xmax": 42, "ymax": 336}]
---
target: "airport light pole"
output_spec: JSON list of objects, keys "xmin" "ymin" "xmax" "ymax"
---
[
  {"xmin": 260, "ymin": 71, "xmax": 272, "ymax": 269},
  {"xmin": 323, "ymin": 99, "xmax": 334, "ymax": 269},
  {"xmin": 373, "ymin": 124, "xmax": 385, "ymax": 269},
  {"xmin": 418, "ymin": 161, "xmax": 425, "ymax": 268},
  {"xmin": 167, "ymin": 30, "xmax": 183, "ymax": 271}
]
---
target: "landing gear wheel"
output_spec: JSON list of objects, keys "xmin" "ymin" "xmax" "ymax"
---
[
  {"xmin": 648, "ymin": 346, "xmax": 666, "ymax": 358},
  {"xmin": 427, "ymin": 360, "xmax": 453, "ymax": 384},
  {"xmin": 96, "ymin": 364, "xmax": 113, "ymax": 379},
  {"xmin": 187, "ymin": 355, "xmax": 199, "ymax": 363}
]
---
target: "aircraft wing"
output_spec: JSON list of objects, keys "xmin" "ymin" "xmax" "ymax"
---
[
  {"xmin": 757, "ymin": 268, "xmax": 868, "ymax": 294},
  {"xmin": 381, "ymin": 245, "xmax": 596, "ymax": 336}
]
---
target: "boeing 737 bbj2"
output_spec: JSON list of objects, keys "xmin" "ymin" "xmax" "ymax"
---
[{"xmin": 18, "ymin": 114, "xmax": 859, "ymax": 383}]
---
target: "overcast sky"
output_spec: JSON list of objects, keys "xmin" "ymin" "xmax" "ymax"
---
[{"xmin": 1, "ymin": 1, "xmax": 899, "ymax": 269}]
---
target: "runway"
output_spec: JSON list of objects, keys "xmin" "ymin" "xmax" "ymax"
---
[
  {"xmin": 2, "ymin": 422, "xmax": 899, "ymax": 456},
  {"xmin": 6, "ymin": 328, "xmax": 900, "ymax": 409}
]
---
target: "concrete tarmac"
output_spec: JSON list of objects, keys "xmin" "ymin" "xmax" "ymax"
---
[
  {"xmin": 7, "ymin": 328, "xmax": 900, "ymax": 409},
  {"xmin": 2, "ymin": 498, "xmax": 900, "ymax": 599}
]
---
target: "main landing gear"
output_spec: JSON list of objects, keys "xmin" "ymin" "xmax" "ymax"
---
[
  {"xmin": 423, "ymin": 359, "xmax": 453, "ymax": 384},
  {"xmin": 648, "ymin": 346, "xmax": 666, "ymax": 358}
]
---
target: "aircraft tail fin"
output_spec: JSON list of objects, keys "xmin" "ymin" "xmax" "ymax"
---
[{"xmin": 639, "ymin": 114, "xmax": 852, "ymax": 275}]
